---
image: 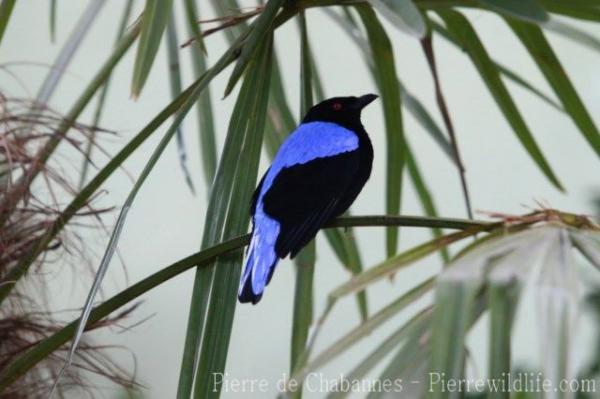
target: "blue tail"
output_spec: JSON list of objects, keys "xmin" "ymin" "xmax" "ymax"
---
[{"xmin": 238, "ymin": 218, "xmax": 280, "ymax": 304}]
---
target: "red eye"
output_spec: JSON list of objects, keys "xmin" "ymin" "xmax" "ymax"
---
[{"xmin": 332, "ymin": 102, "xmax": 342, "ymax": 111}]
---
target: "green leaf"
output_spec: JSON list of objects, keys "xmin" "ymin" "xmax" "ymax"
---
[
  {"xmin": 165, "ymin": 11, "xmax": 195, "ymax": 194},
  {"xmin": 187, "ymin": 34, "xmax": 274, "ymax": 399},
  {"xmin": 0, "ymin": 0, "xmax": 16, "ymax": 46},
  {"xmin": 329, "ymin": 225, "xmax": 494, "ymax": 300},
  {"xmin": 356, "ymin": 5, "xmax": 406, "ymax": 257},
  {"xmin": 290, "ymin": 15, "xmax": 316, "ymax": 394},
  {"xmin": 368, "ymin": 0, "xmax": 426, "ymax": 38},
  {"xmin": 437, "ymin": 10, "xmax": 564, "ymax": 191},
  {"xmin": 400, "ymin": 82, "xmax": 454, "ymax": 159},
  {"xmin": 506, "ymin": 19, "xmax": 600, "ymax": 160},
  {"xmin": 79, "ymin": 0, "xmax": 135, "ymax": 189},
  {"xmin": 405, "ymin": 143, "xmax": 450, "ymax": 262},
  {"xmin": 223, "ymin": 0, "xmax": 286, "ymax": 97},
  {"xmin": 488, "ymin": 282, "xmax": 520, "ymax": 399},
  {"xmin": 183, "ymin": 0, "xmax": 217, "ymax": 186},
  {"xmin": 539, "ymin": 0, "xmax": 600, "ymax": 22},
  {"xmin": 478, "ymin": 0, "xmax": 549, "ymax": 23},
  {"xmin": 544, "ymin": 19, "xmax": 600, "ymax": 55},
  {"xmin": 327, "ymin": 308, "xmax": 432, "ymax": 399},
  {"xmin": 430, "ymin": 20, "xmax": 563, "ymax": 112},
  {"xmin": 429, "ymin": 282, "xmax": 478, "ymax": 399},
  {"xmin": 131, "ymin": 0, "xmax": 174, "ymax": 97},
  {"xmin": 290, "ymin": 278, "xmax": 435, "ymax": 389}
]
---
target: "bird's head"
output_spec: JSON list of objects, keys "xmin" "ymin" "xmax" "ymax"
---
[{"xmin": 302, "ymin": 94, "xmax": 378, "ymax": 130}]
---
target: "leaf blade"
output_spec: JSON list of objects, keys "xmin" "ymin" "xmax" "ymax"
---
[
  {"xmin": 479, "ymin": 0, "xmax": 549, "ymax": 23},
  {"xmin": 368, "ymin": 0, "xmax": 426, "ymax": 38},
  {"xmin": 357, "ymin": 5, "xmax": 406, "ymax": 257},
  {"xmin": 437, "ymin": 10, "xmax": 564, "ymax": 191},
  {"xmin": 507, "ymin": 19, "xmax": 600, "ymax": 160},
  {"xmin": 131, "ymin": 0, "xmax": 174, "ymax": 97}
]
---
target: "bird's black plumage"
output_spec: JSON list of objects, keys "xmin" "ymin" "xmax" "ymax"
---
[{"xmin": 239, "ymin": 94, "xmax": 377, "ymax": 304}]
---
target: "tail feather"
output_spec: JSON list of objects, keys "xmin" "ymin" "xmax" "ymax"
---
[{"xmin": 238, "ymin": 220, "xmax": 280, "ymax": 304}]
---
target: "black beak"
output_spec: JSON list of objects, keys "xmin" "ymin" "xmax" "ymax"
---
[{"xmin": 353, "ymin": 93, "xmax": 379, "ymax": 110}]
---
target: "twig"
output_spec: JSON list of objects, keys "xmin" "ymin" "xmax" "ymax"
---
[{"xmin": 421, "ymin": 33, "xmax": 474, "ymax": 220}]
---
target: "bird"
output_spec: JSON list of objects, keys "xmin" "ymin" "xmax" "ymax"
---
[{"xmin": 238, "ymin": 94, "xmax": 378, "ymax": 304}]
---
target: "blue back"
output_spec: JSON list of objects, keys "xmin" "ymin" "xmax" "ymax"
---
[{"xmin": 258, "ymin": 121, "xmax": 359, "ymax": 203}]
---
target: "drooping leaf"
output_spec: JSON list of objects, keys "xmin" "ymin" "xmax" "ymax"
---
[
  {"xmin": 165, "ymin": 10, "xmax": 195, "ymax": 194},
  {"xmin": 36, "ymin": 0, "xmax": 106, "ymax": 106},
  {"xmin": 507, "ymin": 19, "xmax": 600, "ymax": 160},
  {"xmin": 430, "ymin": 19, "xmax": 564, "ymax": 112},
  {"xmin": 131, "ymin": 0, "xmax": 174, "ymax": 97},
  {"xmin": 0, "ymin": 0, "xmax": 16, "ymax": 46},
  {"xmin": 429, "ymin": 282, "xmax": 477, "ymax": 399},
  {"xmin": 290, "ymin": 278, "xmax": 435, "ymax": 390},
  {"xmin": 79, "ymin": 0, "xmax": 135, "ymax": 189},
  {"xmin": 183, "ymin": 0, "xmax": 217, "ymax": 186},
  {"xmin": 544, "ymin": 19, "xmax": 600, "ymax": 54},
  {"xmin": 405, "ymin": 143, "xmax": 450, "ymax": 262},
  {"xmin": 437, "ymin": 10, "xmax": 564, "ymax": 191},
  {"xmin": 488, "ymin": 281, "xmax": 520, "ymax": 399},
  {"xmin": 223, "ymin": 0, "xmax": 286, "ymax": 96},
  {"xmin": 356, "ymin": 5, "xmax": 406, "ymax": 257},
  {"xmin": 478, "ymin": 0, "xmax": 549, "ymax": 23},
  {"xmin": 327, "ymin": 308, "xmax": 432, "ymax": 399},
  {"xmin": 368, "ymin": 0, "xmax": 426, "ymax": 38}
]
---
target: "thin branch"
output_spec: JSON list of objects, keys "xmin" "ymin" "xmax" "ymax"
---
[{"xmin": 421, "ymin": 34, "xmax": 474, "ymax": 219}]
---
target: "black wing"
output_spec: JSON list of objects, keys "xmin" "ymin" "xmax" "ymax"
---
[{"xmin": 262, "ymin": 150, "xmax": 360, "ymax": 258}]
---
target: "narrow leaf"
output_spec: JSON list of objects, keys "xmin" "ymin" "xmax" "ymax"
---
[
  {"xmin": 0, "ymin": 0, "xmax": 16, "ymax": 46},
  {"xmin": 405, "ymin": 143, "xmax": 450, "ymax": 262},
  {"xmin": 37, "ymin": 0, "xmax": 106, "ymax": 106},
  {"xmin": 430, "ymin": 19, "xmax": 564, "ymax": 113},
  {"xmin": 183, "ymin": 0, "xmax": 217, "ymax": 185},
  {"xmin": 437, "ymin": 10, "xmax": 564, "ymax": 191},
  {"xmin": 478, "ymin": 0, "xmax": 549, "ymax": 23},
  {"xmin": 290, "ymin": 278, "xmax": 435, "ymax": 388},
  {"xmin": 429, "ymin": 282, "xmax": 477, "ymax": 399},
  {"xmin": 166, "ymin": 11, "xmax": 195, "ymax": 193},
  {"xmin": 131, "ymin": 0, "xmax": 174, "ymax": 97},
  {"xmin": 507, "ymin": 19, "xmax": 600, "ymax": 160},
  {"xmin": 356, "ymin": 5, "xmax": 406, "ymax": 257},
  {"xmin": 327, "ymin": 308, "xmax": 432, "ymax": 399},
  {"xmin": 368, "ymin": 0, "xmax": 426, "ymax": 38},
  {"xmin": 488, "ymin": 282, "xmax": 520, "ymax": 399},
  {"xmin": 79, "ymin": 0, "xmax": 135, "ymax": 189},
  {"xmin": 223, "ymin": 0, "xmax": 286, "ymax": 96}
]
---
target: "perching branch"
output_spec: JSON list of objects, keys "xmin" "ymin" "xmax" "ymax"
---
[{"xmin": 0, "ymin": 213, "xmax": 489, "ymax": 391}]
